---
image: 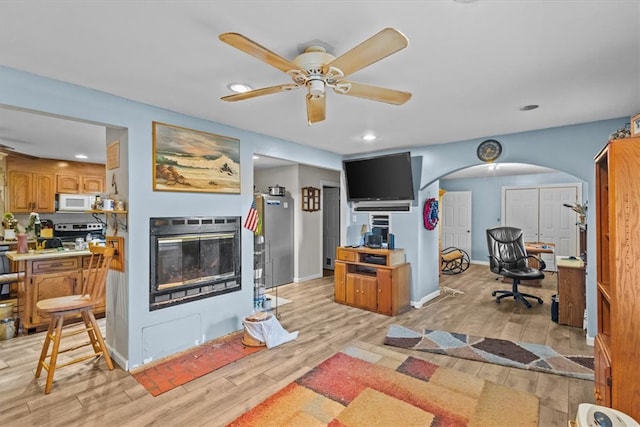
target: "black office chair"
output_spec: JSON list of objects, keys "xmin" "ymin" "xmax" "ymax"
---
[{"xmin": 486, "ymin": 226, "xmax": 545, "ymax": 308}]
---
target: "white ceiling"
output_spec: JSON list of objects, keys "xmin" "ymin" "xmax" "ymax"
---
[{"xmin": 0, "ymin": 1, "xmax": 638, "ymax": 175}]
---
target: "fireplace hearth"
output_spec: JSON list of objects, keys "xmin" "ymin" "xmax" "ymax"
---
[{"xmin": 149, "ymin": 216, "xmax": 241, "ymax": 310}]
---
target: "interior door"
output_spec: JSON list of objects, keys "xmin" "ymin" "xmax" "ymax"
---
[
  {"xmin": 539, "ymin": 186, "xmax": 577, "ymax": 258},
  {"xmin": 322, "ymin": 186, "xmax": 340, "ymax": 270},
  {"xmin": 440, "ymin": 191, "xmax": 472, "ymax": 256},
  {"xmin": 504, "ymin": 185, "xmax": 580, "ymax": 271},
  {"xmin": 504, "ymin": 188, "xmax": 539, "ymax": 242}
]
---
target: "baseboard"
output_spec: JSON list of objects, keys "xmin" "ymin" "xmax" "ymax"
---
[
  {"xmin": 294, "ymin": 272, "xmax": 322, "ymax": 283},
  {"xmin": 585, "ymin": 335, "xmax": 595, "ymax": 347},
  {"xmin": 470, "ymin": 260, "xmax": 489, "ymax": 266},
  {"xmin": 411, "ymin": 289, "xmax": 441, "ymax": 308},
  {"xmin": 108, "ymin": 345, "xmax": 129, "ymax": 371}
]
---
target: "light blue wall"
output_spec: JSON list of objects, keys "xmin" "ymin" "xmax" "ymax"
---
[
  {"xmin": 2, "ymin": 65, "xmax": 623, "ymax": 359},
  {"xmin": 0, "ymin": 66, "xmax": 342, "ymax": 368},
  {"xmin": 441, "ymin": 171, "xmax": 586, "ymax": 262},
  {"xmin": 406, "ymin": 121, "xmax": 620, "ymax": 340}
]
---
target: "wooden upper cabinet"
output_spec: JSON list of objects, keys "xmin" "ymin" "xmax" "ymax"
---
[
  {"xmin": 81, "ymin": 175, "xmax": 104, "ymax": 194},
  {"xmin": 56, "ymin": 174, "xmax": 104, "ymax": 194},
  {"xmin": 56, "ymin": 174, "xmax": 80, "ymax": 193},
  {"xmin": 8, "ymin": 171, "xmax": 55, "ymax": 213}
]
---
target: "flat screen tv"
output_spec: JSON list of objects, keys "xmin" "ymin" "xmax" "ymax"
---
[{"xmin": 343, "ymin": 152, "xmax": 415, "ymax": 202}]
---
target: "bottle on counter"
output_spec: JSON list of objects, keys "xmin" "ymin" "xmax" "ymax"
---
[{"xmin": 34, "ymin": 218, "xmax": 41, "ymax": 238}]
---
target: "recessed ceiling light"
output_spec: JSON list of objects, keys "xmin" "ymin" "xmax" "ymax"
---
[
  {"xmin": 253, "ymin": 155, "xmax": 260, "ymax": 160},
  {"xmin": 75, "ymin": 154, "xmax": 88, "ymax": 159},
  {"xmin": 519, "ymin": 104, "xmax": 539, "ymax": 111},
  {"xmin": 228, "ymin": 83, "xmax": 252, "ymax": 93},
  {"xmin": 361, "ymin": 134, "xmax": 377, "ymax": 142}
]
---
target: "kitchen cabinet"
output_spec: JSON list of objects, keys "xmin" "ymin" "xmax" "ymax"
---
[
  {"xmin": 6, "ymin": 250, "xmax": 103, "ymax": 333},
  {"xmin": 56, "ymin": 173, "xmax": 104, "ymax": 194},
  {"xmin": 7, "ymin": 155, "xmax": 105, "ymax": 212},
  {"xmin": 334, "ymin": 246, "xmax": 410, "ymax": 316},
  {"xmin": 8, "ymin": 170, "xmax": 55, "ymax": 213}
]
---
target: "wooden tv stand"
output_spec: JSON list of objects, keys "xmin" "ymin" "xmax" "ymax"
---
[{"xmin": 334, "ymin": 246, "xmax": 410, "ymax": 316}]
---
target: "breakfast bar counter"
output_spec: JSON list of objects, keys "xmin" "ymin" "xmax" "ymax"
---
[{"xmin": 4, "ymin": 248, "xmax": 103, "ymax": 333}]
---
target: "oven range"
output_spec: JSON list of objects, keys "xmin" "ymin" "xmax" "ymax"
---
[{"xmin": 53, "ymin": 222, "xmax": 105, "ymax": 243}]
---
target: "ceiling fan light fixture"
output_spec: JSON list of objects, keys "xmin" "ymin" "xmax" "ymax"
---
[
  {"xmin": 308, "ymin": 79, "xmax": 325, "ymax": 98},
  {"xmin": 227, "ymin": 82, "xmax": 252, "ymax": 93}
]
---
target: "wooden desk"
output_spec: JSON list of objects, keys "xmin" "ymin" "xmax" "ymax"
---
[{"xmin": 556, "ymin": 256, "xmax": 586, "ymax": 328}]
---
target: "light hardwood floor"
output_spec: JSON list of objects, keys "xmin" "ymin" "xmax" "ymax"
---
[{"xmin": 0, "ymin": 264, "xmax": 593, "ymax": 426}]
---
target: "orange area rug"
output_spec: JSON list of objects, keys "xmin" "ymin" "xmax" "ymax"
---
[
  {"xmin": 132, "ymin": 331, "xmax": 263, "ymax": 396},
  {"xmin": 228, "ymin": 343, "xmax": 539, "ymax": 426}
]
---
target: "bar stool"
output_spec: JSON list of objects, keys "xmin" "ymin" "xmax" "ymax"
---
[{"xmin": 35, "ymin": 245, "xmax": 115, "ymax": 394}]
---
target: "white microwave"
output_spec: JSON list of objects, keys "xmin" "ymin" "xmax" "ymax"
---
[{"xmin": 57, "ymin": 194, "xmax": 95, "ymax": 212}]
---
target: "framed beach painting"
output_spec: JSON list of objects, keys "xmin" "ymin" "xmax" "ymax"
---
[{"xmin": 152, "ymin": 121, "xmax": 240, "ymax": 193}]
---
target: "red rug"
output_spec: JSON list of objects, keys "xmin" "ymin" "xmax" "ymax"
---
[
  {"xmin": 132, "ymin": 331, "xmax": 263, "ymax": 396},
  {"xmin": 228, "ymin": 343, "xmax": 539, "ymax": 426}
]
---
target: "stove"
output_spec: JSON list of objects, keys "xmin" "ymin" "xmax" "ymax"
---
[{"xmin": 53, "ymin": 222, "xmax": 105, "ymax": 242}]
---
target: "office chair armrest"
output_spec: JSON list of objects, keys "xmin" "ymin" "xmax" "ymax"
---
[{"xmin": 525, "ymin": 254, "xmax": 546, "ymax": 271}]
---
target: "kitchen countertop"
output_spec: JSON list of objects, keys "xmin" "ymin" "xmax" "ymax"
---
[{"xmin": 4, "ymin": 248, "xmax": 91, "ymax": 261}]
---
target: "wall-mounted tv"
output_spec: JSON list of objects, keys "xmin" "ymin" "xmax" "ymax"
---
[{"xmin": 343, "ymin": 152, "xmax": 415, "ymax": 202}]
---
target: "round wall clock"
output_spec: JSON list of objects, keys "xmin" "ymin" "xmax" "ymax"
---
[{"xmin": 477, "ymin": 139, "xmax": 502, "ymax": 162}]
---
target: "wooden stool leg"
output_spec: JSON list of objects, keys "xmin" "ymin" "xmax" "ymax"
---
[
  {"xmin": 44, "ymin": 315, "xmax": 65, "ymax": 394},
  {"xmin": 81, "ymin": 311, "xmax": 100, "ymax": 354},
  {"xmin": 87, "ymin": 310, "xmax": 113, "ymax": 370},
  {"xmin": 35, "ymin": 317, "xmax": 56, "ymax": 378}
]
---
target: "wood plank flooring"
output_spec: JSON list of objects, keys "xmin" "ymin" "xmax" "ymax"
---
[{"xmin": 0, "ymin": 264, "xmax": 593, "ymax": 426}]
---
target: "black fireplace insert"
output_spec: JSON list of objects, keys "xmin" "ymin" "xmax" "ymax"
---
[{"xmin": 149, "ymin": 216, "xmax": 241, "ymax": 310}]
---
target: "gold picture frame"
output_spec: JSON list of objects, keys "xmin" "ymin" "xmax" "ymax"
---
[
  {"xmin": 631, "ymin": 113, "xmax": 640, "ymax": 137},
  {"xmin": 152, "ymin": 121, "xmax": 240, "ymax": 193}
]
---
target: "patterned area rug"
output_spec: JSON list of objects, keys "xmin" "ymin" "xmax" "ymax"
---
[
  {"xmin": 228, "ymin": 343, "xmax": 539, "ymax": 426},
  {"xmin": 384, "ymin": 325, "xmax": 594, "ymax": 380},
  {"xmin": 132, "ymin": 331, "xmax": 263, "ymax": 396}
]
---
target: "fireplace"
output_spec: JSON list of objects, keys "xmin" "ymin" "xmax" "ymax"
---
[{"xmin": 149, "ymin": 216, "xmax": 241, "ymax": 310}]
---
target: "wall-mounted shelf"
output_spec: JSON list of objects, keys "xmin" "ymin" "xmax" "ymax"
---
[
  {"xmin": 87, "ymin": 210, "xmax": 128, "ymax": 233},
  {"xmin": 301, "ymin": 186, "xmax": 320, "ymax": 212}
]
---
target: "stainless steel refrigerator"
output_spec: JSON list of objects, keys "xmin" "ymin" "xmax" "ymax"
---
[{"xmin": 258, "ymin": 193, "xmax": 294, "ymax": 287}]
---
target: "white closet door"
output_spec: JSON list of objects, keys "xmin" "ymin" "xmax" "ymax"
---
[
  {"xmin": 503, "ymin": 184, "xmax": 580, "ymax": 272},
  {"xmin": 504, "ymin": 188, "xmax": 539, "ymax": 242},
  {"xmin": 539, "ymin": 186, "xmax": 577, "ymax": 259},
  {"xmin": 441, "ymin": 191, "xmax": 472, "ymax": 256}
]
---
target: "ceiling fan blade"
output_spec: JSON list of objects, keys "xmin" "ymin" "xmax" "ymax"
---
[
  {"xmin": 306, "ymin": 94, "xmax": 326, "ymax": 125},
  {"xmin": 336, "ymin": 81, "xmax": 412, "ymax": 105},
  {"xmin": 221, "ymin": 84, "xmax": 299, "ymax": 102},
  {"xmin": 219, "ymin": 33, "xmax": 299, "ymax": 74},
  {"xmin": 323, "ymin": 28, "xmax": 408, "ymax": 78}
]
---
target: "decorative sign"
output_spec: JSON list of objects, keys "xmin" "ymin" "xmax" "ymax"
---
[
  {"xmin": 302, "ymin": 186, "xmax": 320, "ymax": 212},
  {"xmin": 107, "ymin": 140, "xmax": 120, "ymax": 170}
]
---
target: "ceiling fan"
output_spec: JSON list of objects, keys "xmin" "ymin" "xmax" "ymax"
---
[{"xmin": 219, "ymin": 28, "xmax": 412, "ymax": 125}]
